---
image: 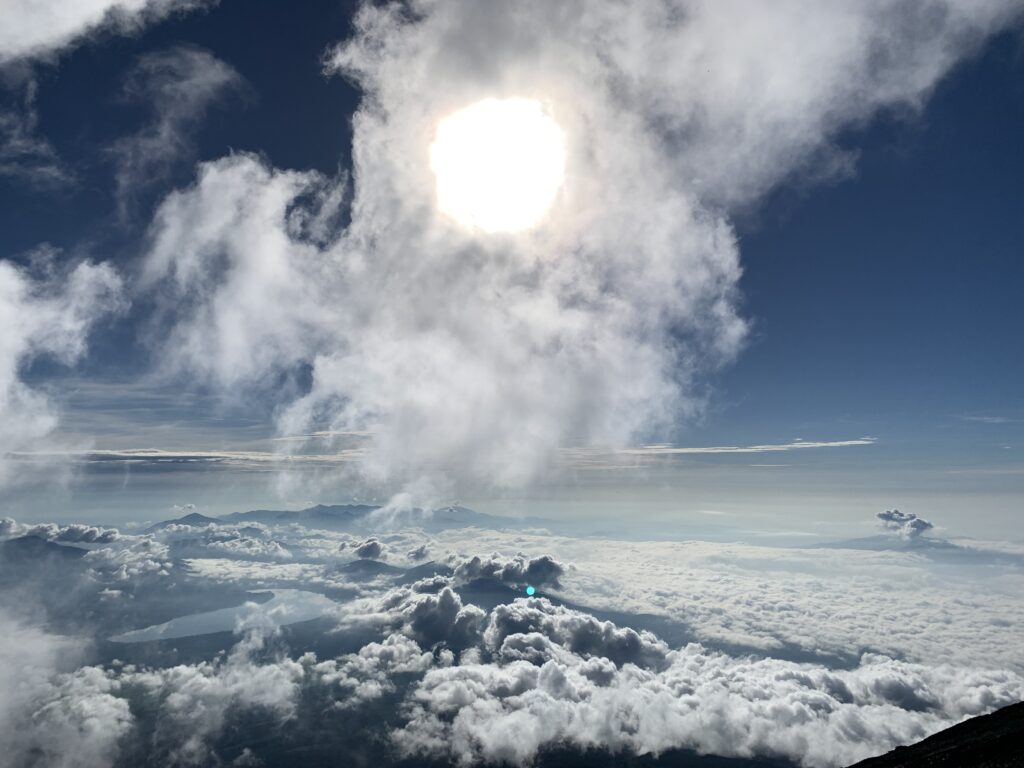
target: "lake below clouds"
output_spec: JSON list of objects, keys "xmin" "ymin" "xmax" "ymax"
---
[{"xmin": 109, "ymin": 589, "xmax": 337, "ymax": 643}]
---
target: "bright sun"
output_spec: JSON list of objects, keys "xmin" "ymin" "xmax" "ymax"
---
[{"xmin": 429, "ymin": 98, "xmax": 566, "ymax": 234}]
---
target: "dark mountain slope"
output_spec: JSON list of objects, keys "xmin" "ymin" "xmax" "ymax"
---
[{"xmin": 848, "ymin": 701, "xmax": 1024, "ymax": 767}]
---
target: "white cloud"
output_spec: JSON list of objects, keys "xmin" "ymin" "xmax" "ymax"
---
[
  {"xmin": 452, "ymin": 552, "xmax": 565, "ymax": 589},
  {"xmin": 433, "ymin": 528, "xmax": 1024, "ymax": 672},
  {"xmin": 394, "ymin": 640, "xmax": 1023, "ymax": 768},
  {"xmin": 0, "ymin": 0, "xmax": 211, "ymax": 63},
  {"xmin": 140, "ymin": 155, "xmax": 344, "ymax": 389},
  {"xmin": 311, "ymin": 631, "xmax": 443, "ymax": 709},
  {"xmin": 877, "ymin": 509, "xmax": 934, "ymax": 539},
  {"xmin": 0, "ymin": 3, "xmax": 216, "ymax": 189},
  {"xmin": 0, "ymin": 258, "xmax": 124, "ymax": 487},
  {"xmin": 127, "ymin": 620, "xmax": 304, "ymax": 765},
  {"xmin": 1, "ymin": 517, "xmax": 1022, "ymax": 766},
  {"xmin": 354, "ymin": 537, "xmax": 385, "ymax": 559},
  {"xmin": 0, "ymin": 607, "xmax": 131, "ymax": 768},
  {"xmin": 84, "ymin": 535, "xmax": 172, "ymax": 582},
  {"xmin": 1, "ymin": 518, "xmax": 120, "ymax": 543},
  {"xmin": 110, "ymin": 45, "xmax": 245, "ymax": 215},
  {"xmin": 1, "ymin": 616, "xmax": 308, "ymax": 768},
  {"xmin": 140, "ymin": 0, "xmax": 1022, "ymax": 491},
  {"xmin": 0, "ymin": 68, "xmax": 74, "ymax": 188},
  {"xmin": 620, "ymin": 437, "xmax": 877, "ymax": 455},
  {"xmin": 10, "ymin": 665, "xmax": 134, "ymax": 768},
  {"xmin": 485, "ymin": 598, "xmax": 670, "ymax": 670}
]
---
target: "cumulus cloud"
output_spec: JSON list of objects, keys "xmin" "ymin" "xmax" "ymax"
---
[
  {"xmin": 127, "ymin": 620, "xmax": 304, "ymax": 765},
  {"xmin": 137, "ymin": 0, "xmax": 1023, "ymax": 490},
  {"xmin": 110, "ymin": 46, "xmax": 245, "ymax": 215},
  {"xmin": 354, "ymin": 537, "xmax": 385, "ymax": 559},
  {"xmin": 155, "ymin": 520, "xmax": 295, "ymax": 561},
  {"xmin": 0, "ymin": 607, "xmax": 130, "ymax": 768},
  {"xmin": 1, "ymin": 518, "xmax": 121, "ymax": 544},
  {"xmin": 338, "ymin": 583, "xmax": 486, "ymax": 649},
  {"xmin": 84, "ymin": 534, "xmax": 172, "ymax": 582},
  {"xmin": 0, "ymin": 615, "xmax": 308, "ymax": 768},
  {"xmin": 0, "ymin": 0, "xmax": 211, "ymax": 63},
  {"xmin": 311, "ymin": 631, "xmax": 444, "ymax": 708},
  {"xmin": 407, "ymin": 543, "xmax": 430, "ymax": 561},
  {"xmin": 452, "ymin": 553, "xmax": 565, "ymax": 589},
  {"xmin": 402, "ymin": 587, "xmax": 486, "ymax": 649},
  {"xmin": 394, "ymin": 644, "xmax": 1024, "ymax": 768},
  {"xmin": 877, "ymin": 509, "xmax": 934, "ymax": 539},
  {"xmin": 9, "ymin": 665, "xmax": 134, "ymax": 768},
  {"xmin": 485, "ymin": 598, "xmax": 670, "ymax": 670},
  {"xmin": 0, "ymin": 257, "xmax": 124, "ymax": 487},
  {"xmin": 433, "ymin": 528, "xmax": 1024, "ymax": 672}
]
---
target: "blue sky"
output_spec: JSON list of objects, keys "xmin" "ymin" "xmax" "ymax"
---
[
  {"xmin": 718, "ymin": 31, "xmax": 1024, "ymax": 440},
  {"xmin": 1, "ymin": 1, "xmax": 1022, "ymax": 538}
]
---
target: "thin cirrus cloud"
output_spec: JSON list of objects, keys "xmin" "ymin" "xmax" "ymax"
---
[
  {"xmin": 108, "ymin": 45, "xmax": 246, "ymax": 217},
  {"xmin": 136, "ymin": 0, "xmax": 1022, "ymax": 492},
  {"xmin": 0, "ymin": 69, "xmax": 74, "ymax": 189},
  {"xmin": 6, "ymin": 436, "xmax": 875, "ymax": 474},
  {"xmin": 621, "ymin": 437, "xmax": 877, "ymax": 455}
]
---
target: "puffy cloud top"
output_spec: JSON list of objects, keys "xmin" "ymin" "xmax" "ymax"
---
[
  {"xmin": 453, "ymin": 553, "xmax": 566, "ymax": 588},
  {"xmin": 877, "ymin": 509, "xmax": 935, "ymax": 539},
  {"xmin": 355, "ymin": 538, "xmax": 385, "ymax": 560},
  {"xmin": 485, "ymin": 598, "xmax": 670, "ymax": 670}
]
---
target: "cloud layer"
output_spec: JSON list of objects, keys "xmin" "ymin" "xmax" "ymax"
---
[{"xmin": 2, "ymin": 513, "xmax": 1023, "ymax": 767}]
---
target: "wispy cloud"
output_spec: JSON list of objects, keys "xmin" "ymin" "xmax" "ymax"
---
[
  {"xmin": 7, "ymin": 436, "xmax": 875, "ymax": 474},
  {"xmin": 621, "ymin": 437, "xmax": 876, "ymax": 456},
  {"xmin": 4, "ymin": 448, "xmax": 365, "ymax": 468},
  {"xmin": 0, "ymin": 69, "xmax": 74, "ymax": 189},
  {"xmin": 271, "ymin": 431, "xmax": 375, "ymax": 443},
  {"xmin": 947, "ymin": 465, "xmax": 1024, "ymax": 476},
  {"xmin": 959, "ymin": 415, "xmax": 1022, "ymax": 424},
  {"xmin": 109, "ymin": 45, "xmax": 246, "ymax": 217}
]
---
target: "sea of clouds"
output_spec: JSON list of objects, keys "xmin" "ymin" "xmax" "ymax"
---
[{"xmin": 1, "ymin": 511, "xmax": 1023, "ymax": 767}]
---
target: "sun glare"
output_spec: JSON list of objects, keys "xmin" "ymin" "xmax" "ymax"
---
[{"xmin": 429, "ymin": 98, "xmax": 566, "ymax": 234}]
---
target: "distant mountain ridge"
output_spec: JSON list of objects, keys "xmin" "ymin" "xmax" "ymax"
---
[
  {"xmin": 147, "ymin": 503, "xmax": 559, "ymax": 534},
  {"xmin": 0, "ymin": 534, "xmax": 87, "ymax": 563},
  {"xmin": 146, "ymin": 511, "xmax": 223, "ymax": 532},
  {"xmin": 815, "ymin": 535, "xmax": 960, "ymax": 552},
  {"xmin": 218, "ymin": 503, "xmax": 378, "ymax": 528}
]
